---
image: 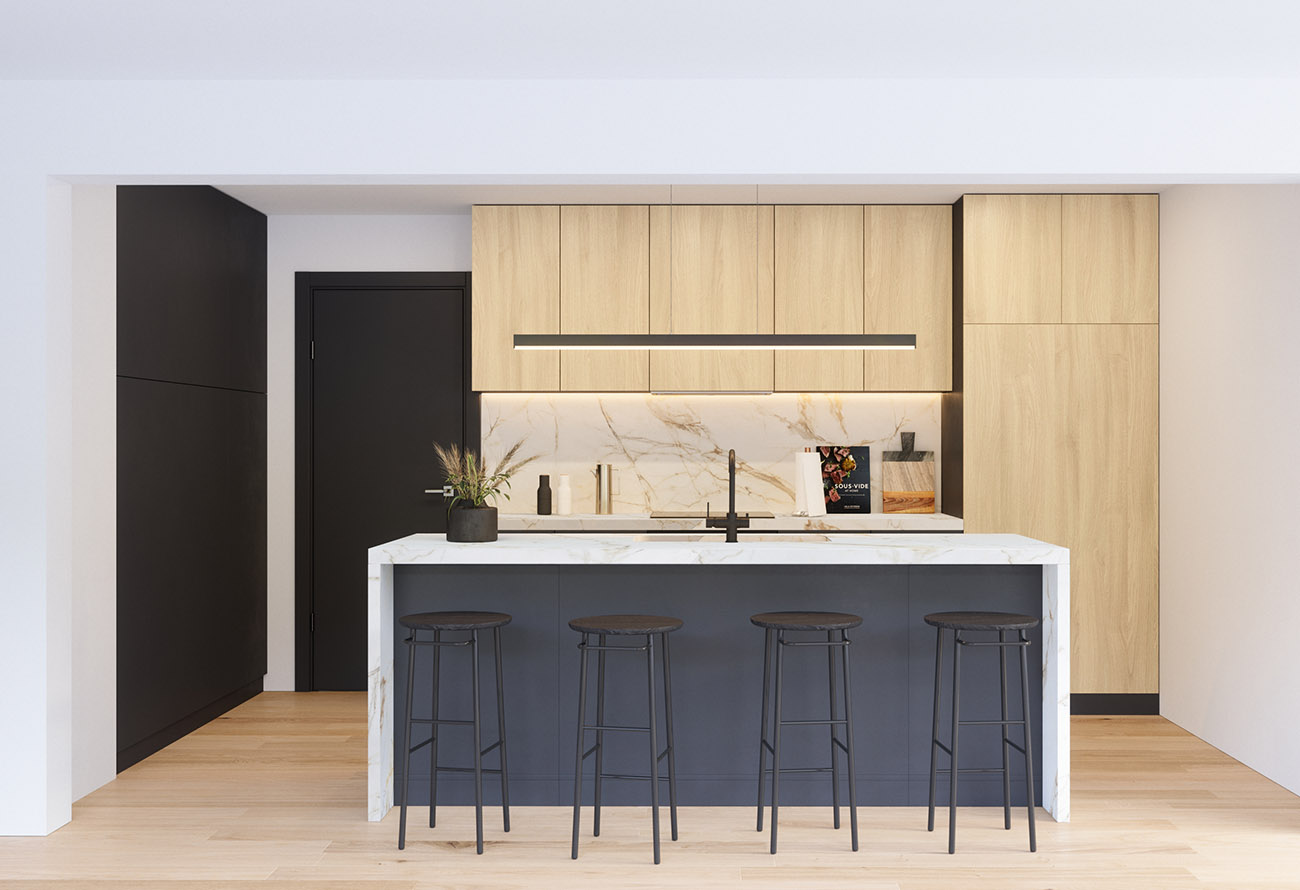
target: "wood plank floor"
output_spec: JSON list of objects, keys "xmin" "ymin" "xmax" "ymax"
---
[{"xmin": 2, "ymin": 692, "xmax": 1298, "ymax": 889}]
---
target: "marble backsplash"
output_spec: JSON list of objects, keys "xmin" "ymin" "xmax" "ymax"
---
[{"xmin": 480, "ymin": 393, "xmax": 942, "ymax": 515}]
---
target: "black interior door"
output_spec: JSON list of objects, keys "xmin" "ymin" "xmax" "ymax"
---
[{"xmin": 305, "ymin": 275, "xmax": 469, "ymax": 690}]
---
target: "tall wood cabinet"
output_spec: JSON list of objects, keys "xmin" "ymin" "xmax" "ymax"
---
[{"xmin": 958, "ymin": 193, "xmax": 1159, "ymax": 696}]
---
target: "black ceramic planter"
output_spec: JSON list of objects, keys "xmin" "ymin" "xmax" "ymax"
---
[{"xmin": 447, "ymin": 505, "xmax": 498, "ymax": 543}]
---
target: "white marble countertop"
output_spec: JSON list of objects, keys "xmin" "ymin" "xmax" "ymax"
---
[
  {"xmin": 498, "ymin": 511, "xmax": 964, "ymax": 533},
  {"xmin": 369, "ymin": 532, "xmax": 1067, "ymax": 566}
]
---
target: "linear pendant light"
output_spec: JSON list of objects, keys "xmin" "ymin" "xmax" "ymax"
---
[{"xmin": 514, "ymin": 333, "xmax": 916, "ymax": 350}]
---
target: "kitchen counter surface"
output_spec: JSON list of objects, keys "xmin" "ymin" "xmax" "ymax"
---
[
  {"xmin": 368, "ymin": 532, "xmax": 1070, "ymax": 825},
  {"xmin": 498, "ymin": 511, "xmax": 964, "ymax": 533},
  {"xmin": 370, "ymin": 531, "xmax": 1061, "ymax": 566}
]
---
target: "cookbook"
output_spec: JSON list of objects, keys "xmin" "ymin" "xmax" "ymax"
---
[{"xmin": 819, "ymin": 445, "xmax": 870, "ymax": 513}]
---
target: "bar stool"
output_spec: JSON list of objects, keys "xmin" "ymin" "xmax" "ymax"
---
[
  {"xmin": 924, "ymin": 610, "xmax": 1038, "ymax": 854},
  {"xmin": 397, "ymin": 611, "xmax": 512, "ymax": 854},
  {"xmin": 569, "ymin": 614, "xmax": 682, "ymax": 865},
  {"xmin": 751, "ymin": 611, "xmax": 861, "ymax": 854}
]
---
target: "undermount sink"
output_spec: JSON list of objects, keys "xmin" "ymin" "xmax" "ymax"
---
[{"xmin": 631, "ymin": 533, "xmax": 834, "ymax": 544}]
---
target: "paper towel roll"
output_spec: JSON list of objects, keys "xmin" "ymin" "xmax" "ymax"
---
[{"xmin": 793, "ymin": 451, "xmax": 827, "ymax": 517}]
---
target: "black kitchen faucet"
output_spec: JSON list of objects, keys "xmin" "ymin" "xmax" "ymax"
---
[{"xmin": 705, "ymin": 449, "xmax": 748, "ymax": 542}]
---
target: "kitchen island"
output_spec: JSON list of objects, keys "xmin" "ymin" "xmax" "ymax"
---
[{"xmin": 367, "ymin": 533, "xmax": 1069, "ymax": 822}]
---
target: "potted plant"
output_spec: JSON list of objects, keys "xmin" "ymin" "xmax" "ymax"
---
[{"xmin": 433, "ymin": 441, "xmax": 534, "ymax": 542}]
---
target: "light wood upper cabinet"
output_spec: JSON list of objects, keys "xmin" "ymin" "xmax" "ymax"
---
[
  {"xmin": 471, "ymin": 206, "xmax": 560, "ymax": 391},
  {"xmin": 559, "ymin": 206, "xmax": 649, "ymax": 391},
  {"xmin": 774, "ymin": 206, "xmax": 863, "ymax": 391},
  {"xmin": 649, "ymin": 205, "xmax": 774, "ymax": 392},
  {"xmin": 963, "ymin": 322, "xmax": 1158, "ymax": 694},
  {"xmin": 864, "ymin": 205, "xmax": 953, "ymax": 391},
  {"xmin": 1062, "ymin": 195, "xmax": 1159, "ymax": 324},
  {"xmin": 471, "ymin": 202, "xmax": 955, "ymax": 393},
  {"xmin": 963, "ymin": 195, "xmax": 1062, "ymax": 324}
]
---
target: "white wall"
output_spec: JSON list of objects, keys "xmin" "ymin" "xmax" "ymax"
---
[
  {"xmin": 3, "ymin": 75, "xmax": 1300, "ymax": 835},
  {"xmin": 264, "ymin": 214, "xmax": 470, "ymax": 690},
  {"xmin": 1160, "ymin": 185, "xmax": 1300, "ymax": 796},
  {"xmin": 68, "ymin": 187, "xmax": 117, "ymax": 800}
]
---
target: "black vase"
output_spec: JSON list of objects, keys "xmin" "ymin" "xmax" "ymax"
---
[
  {"xmin": 537, "ymin": 475, "xmax": 552, "ymax": 515},
  {"xmin": 447, "ymin": 505, "xmax": 498, "ymax": 542}
]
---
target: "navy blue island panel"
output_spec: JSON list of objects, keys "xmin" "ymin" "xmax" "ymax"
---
[{"xmin": 392, "ymin": 563, "xmax": 1042, "ymax": 808}]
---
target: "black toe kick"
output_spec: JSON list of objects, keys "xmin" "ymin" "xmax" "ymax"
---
[{"xmin": 1070, "ymin": 694, "xmax": 1159, "ymax": 716}]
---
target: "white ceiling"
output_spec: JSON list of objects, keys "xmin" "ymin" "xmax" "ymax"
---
[
  {"xmin": 4, "ymin": 0, "xmax": 1298, "ymax": 80},
  {"xmin": 217, "ymin": 183, "xmax": 1166, "ymax": 215}
]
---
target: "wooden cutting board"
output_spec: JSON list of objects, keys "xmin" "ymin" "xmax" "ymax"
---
[{"xmin": 882, "ymin": 432, "xmax": 935, "ymax": 514}]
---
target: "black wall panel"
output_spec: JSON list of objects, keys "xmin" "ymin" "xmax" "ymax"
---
[
  {"xmin": 117, "ymin": 378, "xmax": 267, "ymax": 760},
  {"xmin": 117, "ymin": 185, "xmax": 267, "ymax": 770},
  {"xmin": 117, "ymin": 186, "xmax": 267, "ymax": 392}
]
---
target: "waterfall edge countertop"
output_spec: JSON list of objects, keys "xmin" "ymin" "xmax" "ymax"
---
[
  {"xmin": 367, "ymin": 533, "xmax": 1070, "ymax": 825},
  {"xmin": 368, "ymin": 532, "xmax": 1064, "ymax": 566}
]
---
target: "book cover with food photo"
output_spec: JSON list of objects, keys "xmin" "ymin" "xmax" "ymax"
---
[{"xmin": 819, "ymin": 445, "xmax": 871, "ymax": 513}]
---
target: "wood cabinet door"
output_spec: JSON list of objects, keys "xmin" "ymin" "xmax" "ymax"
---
[
  {"xmin": 649, "ymin": 205, "xmax": 774, "ymax": 392},
  {"xmin": 962, "ymin": 324, "xmax": 1069, "ymax": 545},
  {"xmin": 1062, "ymin": 194, "xmax": 1159, "ymax": 324},
  {"xmin": 471, "ymin": 206, "xmax": 559, "ymax": 391},
  {"xmin": 864, "ymin": 205, "xmax": 953, "ymax": 391},
  {"xmin": 964, "ymin": 322, "xmax": 1158, "ymax": 694},
  {"xmin": 774, "ymin": 205, "xmax": 863, "ymax": 391},
  {"xmin": 559, "ymin": 205, "xmax": 649, "ymax": 391},
  {"xmin": 1058, "ymin": 324, "xmax": 1159, "ymax": 693},
  {"xmin": 963, "ymin": 195, "xmax": 1062, "ymax": 324}
]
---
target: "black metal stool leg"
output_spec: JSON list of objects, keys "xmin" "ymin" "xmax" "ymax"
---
[
  {"xmin": 471, "ymin": 630, "xmax": 484, "ymax": 855},
  {"xmin": 646, "ymin": 633, "xmax": 662, "ymax": 864},
  {"xmin": 570, "ymin": 633, "xmax": 589, "ymax": 860},
  {"xmin": 398, "ymin": 633, "xmax": 417, "ymax": 850},
  {"xmin": 769, "ymin": 630, "xmax": 785, "ymax": 855},
  {"xmin": 593, "ymin": 633, "xmax": 606, "ymax": 837},
  {"xmin": 827, "ymin": 629, "xmax": 841, "ymax": 830},
  {"xmin": 1019, "ymin": 630, "xmax": 1038, "ymax": 853},
  {"xmin": 493, "ymin": 626, "xmax": 510, "ymax": 833},
  {"xmin": 429, "ymin": 630, "xmax": 441, "ymax": 828},
  {"xmin": 927, "ymin": 625, "xmax": 943, "ymax": 832},
  {"xmin": 661, "ymin": 630, "xmax": 679, "ymax": 842},
  {"xmin": 841, "ymin": 629, "xmax": 860, "ymax": 852},
  {"xmin": 948, "ymin": 631, "xmax": 962, "ymax": 855},
  {"xmin": 755, "ymin": 627, "xmax": 773, "ymax": 832},
  {"xmin": 1000, "ymin": 628, "xmax": 1012, "ymax": 830}
]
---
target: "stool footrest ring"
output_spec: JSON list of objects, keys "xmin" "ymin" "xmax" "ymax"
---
[{"xmin": 581, "ymin": 723, "xmax": 649, "ymax": 733}]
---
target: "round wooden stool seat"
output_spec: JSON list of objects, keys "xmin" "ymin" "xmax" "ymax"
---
[
  {"xmin": 923, "ymin": 611, "xmax": 1039, "ymax": 632},
  {"xmin": 750, "ymin": 610, "xmax": 863, "ymax": 631},
  {"xmin": 568, "ymin": 614, "xmax": 684, "ymax": 636},
  {"xmin": 399, "ymin": 611, "xmax": 512, "ymax": 632}
]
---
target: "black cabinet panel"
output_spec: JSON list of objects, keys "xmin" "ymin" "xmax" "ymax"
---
[
  {"xmin": 117, "ymin": 186, "xmax": 267, "ymax": 392},
  {"xmin": 392, "ymin": 565, "xmax": 1042, "ymax": 807},
  {"xmin": 117, "ymin": 377, "xmax": 267, "ymax": 761}
]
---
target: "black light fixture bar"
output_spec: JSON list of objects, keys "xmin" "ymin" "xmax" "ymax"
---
[{"xmin": 513, "ymin": 333, "xmax": 916, "ymax": 351}]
